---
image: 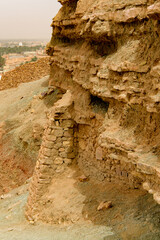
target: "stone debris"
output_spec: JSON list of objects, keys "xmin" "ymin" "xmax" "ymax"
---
[
  {"xmin": 0, "ymin": 57, "xmax": 49, "ymax": 91},
  {"xmin": 78, "ymin": 175, "xmax": 89, "ymax": 182},
  {"xmin": 97, "ymin": 201, "xmax": 113, "ymax": 211},
  {"xmin": 39, "ymin": 91, "xmax": 48, "ymax": 99}
]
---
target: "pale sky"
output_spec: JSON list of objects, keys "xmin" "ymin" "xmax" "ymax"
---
[{"xmin": 0, "ymin": 0, "xmax": 61, "ymax": 39}]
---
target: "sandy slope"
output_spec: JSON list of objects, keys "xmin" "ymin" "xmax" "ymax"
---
[
  {"xmin": 0, "ymin": 183, "xmax": 114, "ymax": 240},
  {"xmin": 0, "ymin": 76, "xmax": 62, "ymax": 194}
]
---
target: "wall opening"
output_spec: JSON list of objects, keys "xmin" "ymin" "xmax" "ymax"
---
[
  {"xmin": 90, "ymin": 95, "xmax": 109, "ymax": 115},
  {"xmin": 90, "ymin": 40, "xmax": 117, "ymax": 57}
]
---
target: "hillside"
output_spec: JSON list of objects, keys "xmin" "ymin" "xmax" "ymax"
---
[
  {"xmin": 0, "ymin": 57, "xmax": 50, "ymax": 91},
  {"xmin": 1, "ymin": 0, "xmax": 160, "ymax": 239}
]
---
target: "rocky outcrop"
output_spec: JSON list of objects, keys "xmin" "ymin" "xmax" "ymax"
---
[{"xmin": 26, "ymin": 0, "xmax": 160, "ymax": 222}]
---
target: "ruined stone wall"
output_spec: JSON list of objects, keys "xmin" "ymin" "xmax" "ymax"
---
[
  {"xmin": 26, "ymin": 0, "xmax": 160, "ymax": 222},
  {"xmin": 48, "ymin": 0, "xmax": 160, "ymax": 201},
  {"xmin": 26, "ymin": 91, "xmax": 78, "ymax": 221}
]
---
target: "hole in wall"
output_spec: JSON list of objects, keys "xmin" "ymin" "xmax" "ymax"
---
[
  {"xmin": 90, "ymin": 40, "xmax": 117, "ymax": 57},
  {"xmin": 53, "ymin": 36, "xmax": 74, "ymax": 45},
  {"xmin": 64, "ymin": 25, "xmax": 75, "ymax": 30},
  {"xmin": 90, "ymin": 95, "xmax": 109, "ymax": 115}
]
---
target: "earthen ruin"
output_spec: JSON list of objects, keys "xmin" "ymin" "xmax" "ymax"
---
[{"xmin": 26, "ymin": 0, "xmax": 160, "ymax": 223}]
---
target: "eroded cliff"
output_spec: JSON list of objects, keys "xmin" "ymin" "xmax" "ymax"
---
[{"xmin": 26, "ymin": 0, "xmax": 160, "ymax": 226}]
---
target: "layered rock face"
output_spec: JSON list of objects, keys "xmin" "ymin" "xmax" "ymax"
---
[{"xmin": 26, "ymin": 0, "xmax": 160, "ymax": 222}]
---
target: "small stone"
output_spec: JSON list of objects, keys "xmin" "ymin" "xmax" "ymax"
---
[
  {"xmin": 54, "ymin": 157, "xmax": 63, "ymax": 165},
  {"xmin": 29, "ymin": 220, "xmax": 35, "ymax": 225},
  {"xmin": 55, "ymin": 121, "xmax": 59, "ymax": 126},
  {"xmin": 39, "ymin": 91, "xmax": 48, "ymax": 99},
  {"xmin": 97, "ymin": 201, "xmax": 113, "ymax": 211},
  {"xmin": 63, "ymin": 141, "xmax": 73, "ymax": 147},
  {"xmin": 42, "ymin": 148, "xmax": 52, "ymax": 157},
  {"xmin": 59, "ymin": 148, "xmax": 65, "ymax": 152},
  {"xmin": 64, "ymin": 158, "xmax": 72, "ymax": 165},
  {"xmin": 53, "ymin": 129, "xmax": 64, "ymax": 136},
  {"xmin": 7, "ymin": 228, "xmax": 14, "ymax": 232},
  {"xmin": 46, "ymin": 135, "xmax": 57, "ymax": 142},
  {"xmin": 56, "ymin": 166, "xmax": 65, "ymax": 173},
  {"xmin": 78, "ymin": 175, "xmax": 89, "ymax": 182}
]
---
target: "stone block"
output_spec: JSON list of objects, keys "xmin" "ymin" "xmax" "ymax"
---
[
  {"xmin": 43, "ymin": 141, "xmax": 55, "ymax": 149},
  {"xmin": 39, "ymin": 157, "xmax": 53, "ymax": 165},
  {"xmin": 46, "ymin": 135, "xmax": 57, "ymax": 142},
  {"xmin": 62, "ymin": 137, "xmax": 70, "ymax": 141},
  {"xmin": 55, "ymin": 121, "xmax": 60, "ymax": 126},
  {"xmin": 64, "ymin": 128, "xmax": 69, "ymax": 131},
  {"xmin": 54, "ymin": 157, "xmax": 64, "ymax": 165},
  {"xmin": 65, "ymin": 146, "xmax": 73, "ymax": 153},
  {"xmin": 46, "ymin": 129, "xmax": 52, "ymax": 135},
  {"xmin": 67, "ymin": 152, "xmax": 76, "ymax": 159},
  {"xmin": 42, "ymin": 148, "xmax": 52, "ymax": 157},
  {"xmin": 59, "ymin": 151, "xmax": 67, "ymax": 158},
  {"xmin": 52, "ymin": 129, "xmax": 64, "ymax": 137},
  {"xmin": 60, "ymin": 120, "xmax": 74, "ymax": 127},
  {"xmin": 59, "ymin": 148, "xmax": 65, "ymax": 152},
  {"xmin": 54, "ymin": 142, "xmax": 63, "ymax": 149},
  {"xmin": 64, "ymin": 158, "xmax": 72, "ymax": 165},
  {"xmin": 51, "ymin": 148, "xmax": 59, "ymax": 156},
  {"xmin": 55, "ymin": 165, "xmax": 65, "ymax": 173},
  {"xmin": 63, "ymin": 141, "xmax": 73, "ymax": 147}
]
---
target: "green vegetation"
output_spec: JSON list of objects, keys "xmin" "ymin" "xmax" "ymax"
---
[
  {"xmin": 0, "ymin": 45, "xmax": 43, "ymax": 55},
  {"xmin": 0, "ymin": 55, "xmax": 5, "ymax": 69},
  {"xmin": 31, "ymin": 56, "xmax": 38, "ymax": 62},
  {"xmin": 23, "ymin": 56, "xmax": 38, "ymax": 65}
]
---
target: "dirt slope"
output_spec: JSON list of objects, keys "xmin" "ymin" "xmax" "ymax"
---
[
  {"xmin": 0, "ymin": 183, "xmax": 114, "ymax": 240},
  {"xmin": 0, "ymin": 76, "xmax": 62, "ymax": 194}
]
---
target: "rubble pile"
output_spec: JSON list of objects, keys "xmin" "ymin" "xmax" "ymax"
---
[{"xmin": 0, "ymin": 57, "xmax": 50, "ymax": 91}]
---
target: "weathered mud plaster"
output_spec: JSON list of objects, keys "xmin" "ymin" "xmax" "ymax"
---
[{"xmin": 26, "ymin": 0, "xmax": 160, "ymax": 221}]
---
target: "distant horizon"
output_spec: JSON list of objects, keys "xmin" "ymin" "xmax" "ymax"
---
[
  {"xmin": 0, "ymin": 0, "xmax": 61, "ymax": 39},
  {"xmin": 0, "ymin": 38, "xmax": 50, "ymax": 40}
]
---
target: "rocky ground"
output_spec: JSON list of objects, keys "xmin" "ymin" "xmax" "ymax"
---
[
  {"xmin": 0, "ymin": 174, "xmax": 160, "ymax": 240},
  {"xmin": 0, "ymin": 182, "xmax": 114, "ymax": 240}
]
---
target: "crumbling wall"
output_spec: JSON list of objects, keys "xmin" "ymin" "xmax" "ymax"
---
[
  {"xmin": 26, "ymin": 91, "xmax": 78, "ymax": 221},
  {"xmin": 26, "ymin": 0, "xmax": 160, "ymax": 222}
]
